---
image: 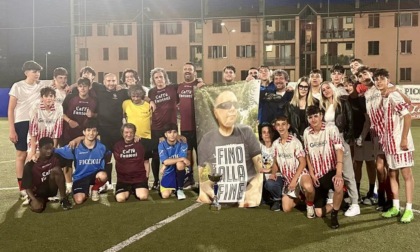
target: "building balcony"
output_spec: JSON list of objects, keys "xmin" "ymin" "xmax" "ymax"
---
[
  {"xmin": 264, "ymin": 31, "xmax": 295, "ymax": 41},
  {"xmin": 321, "ymin": 29, "xmax": 355, "ymax": 39},
  {"xmin": 264, "ymin": 57, "xmax": 295, "ymax": 66},
  {"xmin": 190, "ymin": 57, "xmax": 202, "ymax": 67},
  {"xmin": 320, "ymin": 54, "xmax": 352, "ymax": 66},
  {"xmin": 190, "ymin": 34, "xmax": 203, "ymax": 43}
]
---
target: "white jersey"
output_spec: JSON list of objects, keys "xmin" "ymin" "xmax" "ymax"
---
[
  {"xmin": 9, "ymin": 80, "xmax": 50, "ymax": 123},
  {"xmin": 273, "ymin": 134, "xmax": 306, "ymax": 186},
  {"xmin": 364, "ymin": 85, "xmax": 386, "ymax": 141},
  {"xmin": 382, "ymin": 91, "xmax": 414, "ymax": 154},
  {"xmin": 260, "ymin": 142, "xmax": 274, "ymax": 170},
  {"xmin": 303, "ymin": 123, "xmax": 344, "ymax": 179}
]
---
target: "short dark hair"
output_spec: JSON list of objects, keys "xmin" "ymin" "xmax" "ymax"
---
[
  {"xmin": 22, "ymin": 61, "xmax": 43, "ymax": 72},
  {"xmin": 53, "ymin": 67, "xmax": 68, "ymax": 78},
  {"xmin": 350, "ymin": 58, "xmax": 363, "ymax": 64},
  {"xmin": 272, "ymin": 69, "xmax": 289, "ymax": 82},
  {"xmin": 40, "ymin": 87, "xmax": 56, "ymax": 97},
  {"xmin": 356, "ymin": 66, "xmax": 371, "ymax": 76},
  {"xmin": 163, "ymin": 123, "xmax": 178, "ymax": 133},
  {"xmin": 373, "ymin": 68, "xmax": 390, "ymax": 79},
  {"xmin": 83, "ymin": 118, "xmax": 98, "ymax": 130},
  {"xmin": 77, "ymin": 77, "xmax": 91, "ymax": 87},
  {"xmin": 306, "ymin": 105, "xmax": 321, "ymax": 117},
  {"xmin": 273, "ymin": 116, "xmax": 289, "ymax": 124},
  {"xmin": 258, "ymin": 65, "xmax": 270, "ymax": 71},
  {"xmin": 121, "ymin": 68, "xmax": 140, "ymax": 84},
  {"xmin": 223, "ymin": 65, "xmax": 236, "ymax": 73},
  {"xmin": 330, "ymin": 64, "xmax": 345, "ymax": 74},
  {"xmin": 38, "ymin": 137, "xmax": 54, "ymax": 149},
  {"xmin": 309, "ymin": 69, "xmax": 322, "ymax": 75},
  {"xmin": 184, "ymin": 62, "xmax": 195, "ymax": 70},
  {"xmin": 121, "ymin": 123, "xmax": 137, "ymax": 135},
  {"xmin": 79, "ymin": 66, "xmax": 96, "ymax": 77}
]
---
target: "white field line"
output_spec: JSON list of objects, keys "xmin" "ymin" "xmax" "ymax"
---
[
  {"xmin": 104, "ymin": 202, "xmax": 202, "ymax": 252},
  {"xmin": 0, "ymin": 160, "xmax": 15, "ymax": 164}
]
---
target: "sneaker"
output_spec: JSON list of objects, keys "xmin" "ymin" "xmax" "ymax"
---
[
  {"xmin": 177, "ymin": 189, "xmax": 186, "ymax": 200},
  {"xmin": 382, "ymin": 206, "xmax": 400, "ymax": 218},
  {"xmin": 362, "ymin": 194, "xmax": 378, "ymax": 205},
  {"xmin": 331, "ymin": 210, "xmax": 339, "ymax": 229},
  {"xmin": 307, "ymin": 205, "xmax": 315, "ymax": 218},
  {"xmin": 326, "ymin": 189, "xmax": 334, "ymax": 204},
  {"xmin": 344, "ymin": 204, "xmax": 361, "ymax": 217},
  {"xmin": 271, "ymin": 201, "xmax": 281, "ymax": 211},
  {"xmin": 22, "ymin": 196, "xmax": 30, "ymax": 206},
  {"xmin": 48, "ymin": 196, "xmax": 60, "ymax": 202},
  {"xmin": 60, "ymin": 197, "xmax": 73, "ymax": 210},
  {"xmin": 19, "ymin": 190, "xmax": 28, "ymax": 200},
  {"xmin": 183, "ymin": 175, "xmax": 196, "ymax": 189},
  {"xmin": 151, "ymin": 181, "xmax": 160, "ymax": 191},
  {"xmin": 66, "ymin": 186, "xmax": 72, "ymax": 195},
  {"xmin": 99, "ymin": 181, "xmax": 113, "ymax": 194},
  {"xmin": 400, "ymin": 209, "xmax": 414, "ymax": 223},
  {"xmin": 91, "ymin": 190, "xmax": 100, "ymax": 202}
]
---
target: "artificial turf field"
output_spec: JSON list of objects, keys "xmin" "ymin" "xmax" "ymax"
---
[{"xmin": 1, "ymin": 118, "xmax": 420, "ymax": 252}]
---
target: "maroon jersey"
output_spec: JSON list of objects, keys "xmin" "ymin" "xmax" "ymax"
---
[
  {"xmin": 62, "ymin": 94, "xmax": 97, "ymax": 143},
  {"xmin": 22, "ymin": 154, "xmax": 66, "ymax": 189},
  {"xmin": 148, "ymin": 85, "xmax": 178, "ymax": 130},
  {"xmin": 178, "ymin": 80, "xmax": 198, "ymax": 131},
  {"xmin": 113, "ymin": 139, "xmax": 147, "ymax": 183}
]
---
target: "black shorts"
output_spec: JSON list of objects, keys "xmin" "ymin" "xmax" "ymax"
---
[
  {"xmin": 140, "ymin": 138, "xmax": 153, "ymax": 159},
  {"xmin": 314, "ymin": 170, "xmax": 336, "ymax": 208},
  {"xmin": 181, "ymin": 131, "xmax": 197, "ymax": 151},
  {"xmin": 33, "ymin": 180, "xmax": 58, "ymax": 199},
  {"xmin": 99, "ymin": 127, "xmax": 121, "ymax": 151},
  {"xmin": 14, "ymin": 121, "xmax": 29, "ymax": 151},
  {"xmin": 151, "ymin": 130, "xmax": 166, "ymax": 152},
  {"xmin": 115, "ymin": 181, "xmax": 148, "ymax": 199},
  {"xmin": 72, "ymin": 172, "xmax": 101, "ymax": 195}
]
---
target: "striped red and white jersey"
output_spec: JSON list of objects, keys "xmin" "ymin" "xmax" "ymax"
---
[
  {"xmin": 365, "ymin": 85, "xmax": 385, "ymax": 142},
  {"xmin": 382, "ymin": 91, "xmax": 414, "ymax": 154},
  {"xmin": 28, "ymin": 101, "xmax": 63, "ymax": 150},
  {"xmin": 303, "ymin": 123, "xmax": 344, "ymax": 179},
  {"xmin": 273, "ymin": 134, "xmax": 306, "ymax": 186}
]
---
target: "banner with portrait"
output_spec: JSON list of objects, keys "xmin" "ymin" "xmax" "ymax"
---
[{"xmin": 194, "ymin": 81, "xmax": 262, "ymax": 207}]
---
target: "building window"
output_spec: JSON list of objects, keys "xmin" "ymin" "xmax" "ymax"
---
[
  {"xmin": 79, "ymin": 48, "xmax": 88, "ymax": 61},
  {"xmin": 368, "ymin": 41, "xmax": 379, "ymax": 55},
  {"xmin": 119, "ymin": 47, "xmax": 128, "ymax": 60},
  {"xmin": 113, "ymin": 23, "xmax": 132, "ymax": 36},
  {"xmin": 346, "ymin": 17, "xmax": 353, "ymax": 24},
  {"xmin": 368, "ymin": 14, "xmax": 380, "ymax": 28},
  {"xmin": 213, "ymin": 71, "xmax": 223, "ymax": 83},
  {"xmin": 97, "ymin": 24, "xmax": 108, "ymax": 36},
  {"xmin": 401, "ymin": 40, "xmax": 412, "ymax": 54},
  {"xmin": 400, "ymin": 68, "xmax": 411, "ymax": 81},
  {"xmin": 160, "ymin": 22, "xmax": 182, "ymax": 35},
  {"xmin": 241, "ymin": 19, "xmax": 251, "ymax": 32},
  {"xmin": 236, "ymin": 45, "xmax": 255, "ymax": 58},
  {"xmin": 266, "ymin": 20, "xmax": 272, "ymax": 27},
  {"xmin": 98, "ymin": 72, "xmax": 104, "ymax": 84},
  {"xmin": 167, "ymin": 71, "xmax": 178, "ymax": 83},
  {"xmin": 395, "ymin": 12, "xmax": 419, "ymax": 27},
  {"xmin": 346, "ymin": 43, "xmax": 353, "ymax": 50},
  {"xmin": 75, "ymin": 24, "xmax": 92, "ymax": 36},
  {"xmin": 166, "ymin": 46, "xmax": 177, "ymax": 60},
  {"xmin": 208, "ymin": 46, "xmax": 227, "ymax": 58},
  {"xmin": 241, "ymin": 70, "xmax": 248, "ymax": 80},
  {"xmin": 103, "ymin": 48, "xmax": 109, "ymax": 61},
  {"xmin": 213, "ymin": 20, "xmax": 222, "ymax": 33}
]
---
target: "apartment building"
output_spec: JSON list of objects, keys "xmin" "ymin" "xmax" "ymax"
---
[{"xmin": 73, "ymin": 0, "xmax": 420, "ymax": 84}]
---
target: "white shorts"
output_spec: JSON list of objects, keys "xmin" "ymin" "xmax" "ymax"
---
[
  {"xmin": 282, "ymin": 174, "xmax": 310, "ymax": 198},
  {"xmin": 354, "ymin": 140, "xmax": 375, "ymax": 162},
  {"xmin": 386, "ymin": 151, "xmax": 414, "ymax": 170},
  {"xmin": 373, "ymin": 136, "xmax": 385, "ymax": 156}
]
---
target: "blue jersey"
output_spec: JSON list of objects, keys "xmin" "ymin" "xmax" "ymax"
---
[
  {"xmin": 158, "ymin": 140, "xmax": 188, "ymax": 189},
  {"xmin": 55, "ymin": 141, "xmax": 108, "ymax": 182}
]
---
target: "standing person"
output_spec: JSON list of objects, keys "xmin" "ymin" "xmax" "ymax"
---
[
  {"xmin": 113, "ymin": 123, "xmax": 150, "ymax": 202},
  {"xmin": 158, "ymin": 123, "xmax": 189, "ymax": 200},
  {"xmin": 120, "ymin": 68, "xmax": 150, "ymax": 97},
  {"xmin": 258, "ymin": 122, "xmax": 282, "ymax": 211},
  {"xmin": 304, "ymin": 106, "xmax": 344, "ymax": 229},
  {"xmin": 8, "ymin": 60, "xmax": 51, "ymax": 200},
  {"xmin": 343, "ymin": 78, "xmax": 377, "ymax": 205},
  {"xmin": 28, "ymin": 87, "xmax": 63, "ymax": 161},
  {"xmin": 257, "ymin": 66, "xmax": 275, "ymax": 124},
  {"xmin": 148, "ymin": 67, "xmax": 179, "ymax": 190},
  {"xmin": 271, "ymin": 116, "xmax": 315, "ymax": 217},
  {"xmin": 223, "ymin": 65, "xmax": 236, "ymax": 84},
  {"xmin": 177, "ymin": 62, "xmax": 205, "ymax": 187},
  {"xmin": 22, "ymin": 137, "xmax": 72, "ymax": 212},
  {"xmin": 329, "ymin": 64, "xmax": 348, "ymax": 97},
  {"xmin": 93, "ymin": 73, "xmax": 129, "ymax": 192},
  {"xmin": 61, "ymin": 77, "xmax": 97, "ymax": 193},
  {"xmin": 307, "ymin": 69, "xmax": 323, "ymax": 104},
  {"xmin": 78, "ymin": 66, "xmax": 98, "ymax": 97},
  {"xmin": 374, "ymin": 69, "xmax": 415, "ymax": 223},
  {"xmin": 54, "ymin": 119, "xmax": 108, "ymax": 204},
  {"xmin": 51, "ymin": 67, "xmax": 68, "ymax": 105},
  {"xmin": 284, "ymin": 76, "xmax": 311, "ymax": 142},
  {"xmin": 320, "ymin": 81, "xmax": 360, "ymax": 217},
  {"xmin": 245, "ymin": 67, "xmax": 259, "ymax": 81}
]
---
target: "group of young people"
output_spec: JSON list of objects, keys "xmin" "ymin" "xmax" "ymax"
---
[{"xmin": 8, "ymin": 58, "xmax": 415, "ymax": 229}]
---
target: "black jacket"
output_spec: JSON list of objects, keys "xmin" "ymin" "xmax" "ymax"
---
[{"xmin": 322, "ymin": 97, "xmax": 354, "ymax": 143}]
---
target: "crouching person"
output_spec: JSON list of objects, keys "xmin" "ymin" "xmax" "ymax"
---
[{"xmin": 113, "ymin": 123, "xmax": 150, "ymax": 202}]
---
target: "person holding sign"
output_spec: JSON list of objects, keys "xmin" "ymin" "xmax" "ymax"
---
[{"xmin": 197, "ymin": 90, "xmax": 263, "ymax": 207}]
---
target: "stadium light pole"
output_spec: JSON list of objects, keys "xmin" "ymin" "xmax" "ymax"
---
[
  {"xmin": 45, "ymin": 51, "xmax": 51, "ymax": 79},
  {"xmin": 221, "ymin": 22, "xmax": 236, "ymax": 65}
]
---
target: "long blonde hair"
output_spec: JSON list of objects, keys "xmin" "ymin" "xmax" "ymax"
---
[
  {"xmin": 290, "ymin": 76, "xmax": 310, "ymax": 107},
  {"xmin": 320, "ymin": 81, "xmax": 341, "ymax": 111}
]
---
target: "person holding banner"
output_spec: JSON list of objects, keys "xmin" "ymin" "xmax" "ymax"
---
[{"xmin": 197, "ymin": 90, "xmax": 263, "ymax": 207}]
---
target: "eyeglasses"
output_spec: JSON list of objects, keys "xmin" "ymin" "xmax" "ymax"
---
[
  {"xmin": 215, "ymin": 101, "xmax": 239, "ymax": 110},
  {"xmin": 298, "ymin": 85, "xmax": 309, "ymax": 90}
]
